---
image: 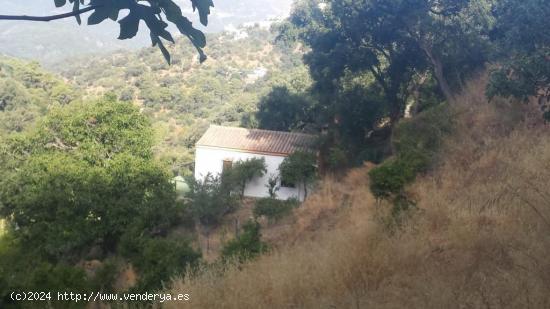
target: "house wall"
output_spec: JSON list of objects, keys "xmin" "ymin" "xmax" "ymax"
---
[{"xmin": 194, "ymin": 146, "xmax": 306, "ymax": 201}]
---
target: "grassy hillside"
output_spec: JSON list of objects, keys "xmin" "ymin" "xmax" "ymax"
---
[
  {"xmin": 60, "ymin": 26, "xmax": 310, "ymax": 175},
  {"xmin": 165, "ymin": 77, "xmax": 550, "ymax": 308}
]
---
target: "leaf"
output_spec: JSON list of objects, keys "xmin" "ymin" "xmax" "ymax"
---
[
  {"xmin": 87, "ymin": 8, "xmax": 110, "ymax": 25},
  {"xmin": 108, "ymin": 9, "xmax": 120, "ymax": 21},
  {"xmin": 54, "ymin": 0, "xmax": 67, "ymax": 7},
  {"xmin": 198, "ymin": 48, "xmax": 207, "ymax": 63},
  {"xmin": 191, "ymin": 0, "xmax": 214, "ymax": 26},
  {"xmin": 118, "ymin": 12, "xmax": 140, "ymax": 40},
  {"xmin": 73, "ymin": 0, "xmax": 82, "ymax": 25},
  {"xmin": 157, "ymin": 39, "xmax": 172, "ymax": 65}
]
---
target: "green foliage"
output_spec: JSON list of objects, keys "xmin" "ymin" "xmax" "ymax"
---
[
  {"xmin": 0, "ymin": 97, "xmax": 194, "ymax": 298},
  {"xmin": 287, "ymin": 0, "xmax": 487, "ymax": 116},
  {"xmin": 369, "ymin": 105, "xmax": 453, "ymax": 199},
  {"xmin": 186, "ymin": 174, "xmax": 238, "ymax": 226},
  {"xmin": 392, "ymin": 104, "xmax": 453, "ymax": 172},
  {"xmin": 0, "ymin": 99, "xmax": 180, "ymax": 260},
  {"xmin": 50, "ymin": 0, "xmax": 214, "ymax": 63},
  {"xmin": 282, "ymin": 0, "xmax": 493, "ymax": 164},
  {"xmin": 253, "ymin": 198, "xmax": 298, "ymax": 223},
  {"xmin": 223, "ymin": 158, "xmax": 267, "ymax": 197},
  {"xmin": 0, "ymin": 236, "xmax": 90, "ymax": 309},
  {"xmin": 327, "ymin": 146, "xmax": 348, "ymax": 171},
  {"xmin": 256, "ymin": 86, "xmax": 315, "ymax": 131},
  {"xmin": 60, "ymin": 28, "xmax": 309, "ymax": 175},
  {"xmin": 0, "ymin": 57, "xmax": 80, "ymax": 134},
  {"xmin": 369, "ymin": 159, "xmax": 416, "ymax": 199},
  {"xmin": 119, "ymin": 235, "xmax": 200, "ymax": 293},
  {"xmin": 266, "ymin": 175, "xmax": 280, "ymax": 198},
  {"xmin": 486, "ymin": 0, "xmax": 550, "ymax": 118},
  {"xmin": 279, "ymin": 151, "xmax": 317, "ymax": 197},
  {"xmin": 221, "ymin": 220, "xmax": 267, "ymax": 263}
]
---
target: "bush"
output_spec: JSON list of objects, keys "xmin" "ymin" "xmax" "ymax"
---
[
  {"xmin": 221, "ymin": 220, "xmax": 268, "ymax": 263},
  {"xmin": 0, "ymin": 238, "xmax": 91, "ymax": 309},
  {"xmin": 369, "ymin": 159, "xmax": 416, "ymax": 199},
  {"xmin": 119, "ymin": 234, "xmax": 201, "ymax": 293},
  {"xmin": 369, "ymin": 105, "xmax": 453, "ymax": 199},
  {"xmin": 186, "ymin": 174, "xmax": 238, "ymax": 226},
  {"xmin": 253, "ymin": 198, "xmax": 298, "ymax": 222},
  {"xmin": 279, "ymin": 151, "xmax": 317, "ymax": 198},
  {"xmin": 223, "ymin": 158, "xmax": 267, "ymax": 197},
  {"xmin": 392, "ymin": 104, "xmax": 453, "ymax": 172},
  {"xmin": 327, "ymin": 146, "xmax": 348, "ymax": 170}
]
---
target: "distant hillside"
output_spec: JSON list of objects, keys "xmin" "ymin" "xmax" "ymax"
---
[
  {"xmin": 60, "ymin": 26, "xmax": 310, "ymax": 175},
  {"xmin": 0, "ymin": 0, "xmax": 293, "ymax": 66},
  {"xmin": 0, "ymin": 56, "xmax": 80, "ymax": 136}
]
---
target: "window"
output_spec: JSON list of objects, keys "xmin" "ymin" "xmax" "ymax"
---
[{"xmin": 222, "ymin": 159, "xmax": 233, "ymax": 173}]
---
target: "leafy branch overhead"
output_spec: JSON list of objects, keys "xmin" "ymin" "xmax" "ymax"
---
[{"xmin": 33, "ymin": 0, "xmax": 213, "ymax": 63}]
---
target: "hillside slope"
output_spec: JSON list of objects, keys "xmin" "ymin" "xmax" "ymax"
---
[
  {"xmin": 61, "ymin": 27, "xmax": 310, "ymax": 175},
  {"xmin": 166, "ymin": 78, "xmax": 550, "ymax": 308},
  {"xmin": 0, "ymin": 56, "xmax": 79, "ymax": 136}
]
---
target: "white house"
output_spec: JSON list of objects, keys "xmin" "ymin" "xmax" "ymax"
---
[{"xmin": 194, "ymin": 125, "xmax": 316, "ymax": 201}]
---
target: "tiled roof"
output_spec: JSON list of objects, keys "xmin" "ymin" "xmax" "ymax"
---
[{"xmin": 196, "ymin": 125, "xmax": 316, "ymax": 156}]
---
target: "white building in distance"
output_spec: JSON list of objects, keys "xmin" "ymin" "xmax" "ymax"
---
[{"xmin": 194, "ymin": 125, "xmax": 316, "ymax": 201}]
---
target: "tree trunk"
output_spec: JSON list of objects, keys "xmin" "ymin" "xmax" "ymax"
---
[
  {"xmin": 421, "ymin": 43, "xmax": 455, "ymax": 103},
  {"xmin": 409, "ymin": 73, "xmax": 430, "ymax": 117}
]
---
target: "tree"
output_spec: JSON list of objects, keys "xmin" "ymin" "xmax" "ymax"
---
[
  {"xmin": 286, "ymin": 0, "xmax": 491, "ymax": 121},
  {"xmin": 0, "ymin": 97, "xmax": 180, "ymax": 261},
  {"xmin": 186, "ymin": 174, "xmax": 238, "ymax": 227},
  {"xmin": 279, "ymin": 0, "xmax": 493, "ymax": 164},
  {"xmin": 0, "ymin": 0, "xmax": 215, "ymax": 63},
  {"xmin": 223, "ymin": 158, "xmax": 267, "ymax": 197},
  {"xmin": 256, "ymin": 86, "xmax": 315, "ymax": 131},
  {"xmin": 279, "ymin": 151, "xmax": 317, "ymax": 198},
  {"xmin": 221, "ymin": 220, "xmax": 267, "ymax": 263},
  {"xmin": 486, "ymin": 0, "xmax": 550, "ymax": 119}
]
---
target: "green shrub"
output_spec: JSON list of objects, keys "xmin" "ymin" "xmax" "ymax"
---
[
  {"xmin": 279, "ymin": 151, "xmax": 317, "ymax": 198},
  {"xmin": 369, "ymin": 159, "xmax": 416, "ymax": 199},
  {"xmin": 119, "ymin": 235, "xmax": 201, "ymax": 293},
  {"xmin": 327, "ymin": 146, "xmax": 348, "ymax": 170},
  {"xmin": 253, "ymin": 198, "xmax": 298, "ymax": 222},
  {"xmin": 0, "ymin": 238, "xmax": 91, "ymax": 309},
  {"xmin": 222, "ymin": 158, "xmax": 267, "ymax": 197},
  {"xmin": 186, "ymin": 174, "xmax": 238, "ymax": 226},
  {"xmin": 392, "ymin": 104, "xmax": 453, "ymax": 172},
  {"xmin": 221, "ymin": 220, "xmax": 268, "ymax": 263},
  {"xmin": 369, "ymin": 105, "xmax": 453, "ymax": 200}
]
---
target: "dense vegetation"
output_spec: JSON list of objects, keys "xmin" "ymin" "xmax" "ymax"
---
[
  {"xmin": 59, "ymin": 26, "xmax": 311, "ymax": 175},
  {"xmin": 0, "ymin": 26, "xmax": 309, "ymax": 306},
  {"xmin": 0, "ymin": 56, "xmax": 79, "ymax": 135},
  {"xmin": 0, "ymin": 0, "xmax": 548, "ymax": 307},
  {"xmin": 0, "ymin": 97, "xmax": 200, "ymax": 305},
  {"xmin": 272, "ymin": 0, "xmax": 548, "ymax": 166}
]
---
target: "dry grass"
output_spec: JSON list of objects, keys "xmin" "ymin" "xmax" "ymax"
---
[{"xmin": 165, "ymin": 77, "xmax": 550, "ymax": 309}]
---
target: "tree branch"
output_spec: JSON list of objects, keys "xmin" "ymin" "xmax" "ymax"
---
[{"xmin": 0, "ymin": 5, "xmax": 101, "ymax": 22}]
